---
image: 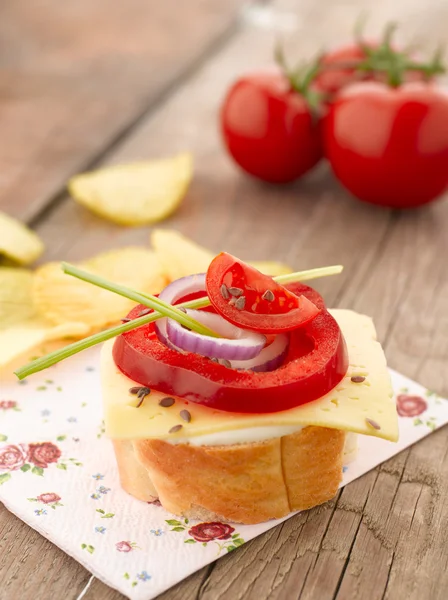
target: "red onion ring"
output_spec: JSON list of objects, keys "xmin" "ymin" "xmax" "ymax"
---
[
  {"xmin": 166, "ymin": 308, "xmax": 266, "ymax": 360},
  {"xmin": 230, "ymin": 333, "xmax": 289, "ymax": 372},
  {"xmin": 154, "ymin": 274, "xmax": 207, "ymax": 347},
  {"xmin": 154, "ymin": 273, "xmax": 288, "ymax": 372}
]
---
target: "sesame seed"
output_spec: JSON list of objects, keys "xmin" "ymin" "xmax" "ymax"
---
[
  {"xmin": 228, "ymin": 287, "xmax": 244, "ymax": 297},
  {"xmin": 235, "ymin": 296, "xmax": 246, "ymax": 310},
  {"xmin": 169, "ymin": 424, "xmax": 183, "ymax": 434},
  {"xmin": 262, "ymin": 290, "xmax": 275, "ymax": 302},
  {"xmin": 129, "ymin": 387, "xmax": 141, "ymax": 395},
  {"xmin": 137, "ymin": 387, "xmax": 151, "ymax": 399},
  {"xmin": 351, "ymin": 376, "xmax": 366, "ymax": 383},
  {"xmin": 220, "ymin": 284, "xmax": 230, "ymax": 300},
  {"xmin": 159, "ymin": 397, "xmax": 175, "ymax": 408},
  {"xmin": 180, "ymin": 409, "xmax": 191, "ymax": 423},
  {"xmin": 365, "ymin": 418, "xmax": 381, "ymax": 430}
]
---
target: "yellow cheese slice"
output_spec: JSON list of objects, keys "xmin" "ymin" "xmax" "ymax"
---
[{"xmin": 102, "ymin": 309, "xmax": 398, "ymax": 442}]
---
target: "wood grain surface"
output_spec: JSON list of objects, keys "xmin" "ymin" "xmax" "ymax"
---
[
  {"xmin": 1, "ymin": 0, "xmax": 448, "ymax": 599},
  {"xmin": 0, "ymin": 0, "xmax": 240, "ymax": 223}
]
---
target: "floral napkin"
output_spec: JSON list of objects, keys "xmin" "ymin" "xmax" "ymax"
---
[{"xmin": 0, "ymin": 346, "xmax": 447, "ymax": 600}]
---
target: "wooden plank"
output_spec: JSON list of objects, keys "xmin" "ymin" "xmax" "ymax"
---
[
  {"xmin": 0, "ymin": 0, "xmax": 240, "ymax": 223},
  {"xmin": 2, "ymin": 0, "xmax": 448, "ymax": 598},
  {"xmin": 0, "ymin": 503, "xmax": 91, "ymax": 600}
]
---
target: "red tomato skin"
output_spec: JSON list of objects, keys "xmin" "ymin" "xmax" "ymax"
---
[
  {"xmin": 112, "ymin": 283, "xmax": 348, "ymax": 414},
  {"xmin": 313, "ymin": 44, "xmax": 370, "ymax": 97},
  {"xmin": 324, "ymin": 82, "xmax": 448, "ymax": 208},
  {"xmin": 206, "ymin": 252, "xmax": 320, "ymax": 333},
  {"xmin": 221, "ymin": 72, "xmax": 323, "ymax": 183}
]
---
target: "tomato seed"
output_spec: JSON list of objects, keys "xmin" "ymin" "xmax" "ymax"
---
[
  {"xmin": 351, "ymin": 376, "xmax": 366, "ymax": 383},
  {"xmin": 262, "ymin": 290, "xmax": 275, "ymax": 302},
  {"xmin": 365, "ymin": 418, "xmax": 381, "ymax": 430},
  {"xmin": 220, "ymin": 284, "xmax": 230, "ymax": 299},
  {"xmin": 138, "ymin": 308, "xmax": 152, "ymax": 317},
  {"xmin": 228, "ymin": 287, "xmax": 244, "ymax": 297},
  {"xmin": 235, "ymin": 296, "xmax": 246, "ymax": 310}
]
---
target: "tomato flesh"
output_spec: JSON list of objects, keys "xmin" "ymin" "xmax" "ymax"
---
[
  {"xmin": 112, "ymin": 282, "xmax": 348, "ymax": 414},
  {"xmin": 206, "ymin": 253, "xmax": 320, "ymax": 333}
]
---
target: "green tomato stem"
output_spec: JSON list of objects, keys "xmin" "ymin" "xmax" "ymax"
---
[{"xmin": 14, "ymin": 264, "xmax": 343, "ymax": 380}]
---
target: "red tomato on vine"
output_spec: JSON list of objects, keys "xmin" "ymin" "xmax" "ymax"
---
[{"xmin": 324, "ymin": 81, "xmax": 448, "ymax": 208}]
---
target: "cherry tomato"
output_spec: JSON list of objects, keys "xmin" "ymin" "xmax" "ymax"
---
[
  {"xmin": 206, "ymin": 253, "xmax": 320, "ymax": 333},
  {"xmin": 112, "ymin": 282, "xmax": 348, "ymax": 414},
  {"xmin": 324, "ymin": 82, "xmax": 448, "ymax": 208},
  {"xmin": 221, "ymin": 71, "xmax": 322, "ymax": 183}
]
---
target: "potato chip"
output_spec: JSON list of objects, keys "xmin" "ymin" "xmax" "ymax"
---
[
  {"xmin": 151, "ymin": 229, "xmax": 214, "ymax": 280},
  {"xmin": 68, "ymin": 153, "xmax": 193, "ymax": 226},
  {"xmin": 32, "ymin": 247, "xmax": 168, "ymax": 332},
  {"xmin": 151, "ymin": 229, "xmax": 293, "ymax": 279},
  {"xmin": 0, "ymin": 211, "xmax": 44, "ymax": 265},
  {"xmin": 0, "ymin": 320, "xmax": 89, "ymax": 368},
  {"xmin": 0, "ymin": 267, "xmax": 35, "ymax": 329}
]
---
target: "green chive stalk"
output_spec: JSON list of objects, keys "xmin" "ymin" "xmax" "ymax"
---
[{"xmin": 14, "ymin": 264, "xmax": 343, "ymax": 379}]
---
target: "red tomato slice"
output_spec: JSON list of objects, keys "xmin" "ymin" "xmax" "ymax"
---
[
  {"xmin": 205, "ymin": 253, "xmax": 320, "ymax": 333},
  {"xmin": 112, "ymin": 282, "xmax": 348, "ymax": 413}
]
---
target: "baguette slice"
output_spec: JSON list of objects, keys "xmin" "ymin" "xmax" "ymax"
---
[{"xmin": 113, "ymin": 425, "xmax": 346, "ymax": 524}]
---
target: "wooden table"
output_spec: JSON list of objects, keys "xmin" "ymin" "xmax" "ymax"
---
[{"xmin": 1, "ymin": 0, "xmax": 448, "ymax": 598}]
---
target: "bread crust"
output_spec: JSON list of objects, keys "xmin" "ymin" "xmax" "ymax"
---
[{"xmin": 113, "ymin": 426, "xmax": 345, "ymax": 524}]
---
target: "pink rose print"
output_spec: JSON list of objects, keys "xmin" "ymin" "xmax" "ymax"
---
[
  {"xmin": 0, "ymin": 444, "xmax": 28, "ymax": 471},
  {"xmin": 188, "ymin": 522, "xmax": 235, "ymax": 543},
  {"xmin": 37, "ymin": 493, "xmax": 61, "ymax": 504},
  {"xmin": 28, "ymin": 442, "xmax": 61, "ymax": 468},
  {"xmin": 116, "ymin": 541, "xmax": 133, "ymax": 553},
  {"xmin": 28, "ymin": 492, "xmax": 63, "ymax": 509},
  {"xmin": 0, "ymin": 400, "xmax": 17, "ymax": 410},
  {"xmin": 116, "ymin": 541, "xmax": 139, "ymax": 552},
  {"xmin": 396, "ymin": 394, "xmax": 428, "ymax": 418},
  {"xmin": 168, "ymin": 518, "xmax": 244, "ymax": 553}
]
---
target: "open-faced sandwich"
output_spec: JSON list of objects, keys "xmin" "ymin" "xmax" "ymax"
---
[{"xmin": 16, "ymin": 253, "xmax": 398, "ymax": 524}]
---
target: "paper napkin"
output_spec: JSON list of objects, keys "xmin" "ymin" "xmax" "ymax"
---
[{"xmin": 0, "ymin": 347, "xmax": 446, "ymax": 600}]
